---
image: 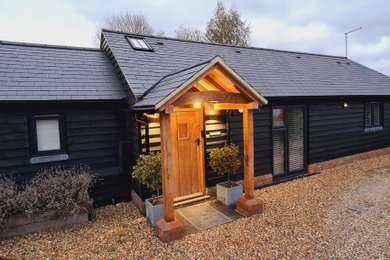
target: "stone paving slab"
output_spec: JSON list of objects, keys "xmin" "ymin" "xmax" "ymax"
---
[{"xmin": 175, "ymin": 200, "xmax": 243, "ymax": 235}]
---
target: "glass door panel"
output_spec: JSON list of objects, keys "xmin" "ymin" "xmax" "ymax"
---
[
  {"xmin": 288, "ymin": 107, "xmax": 304, "ymax": 171},
  {"xmin": 273, "ymin": 131, "xmax": 285, "ymax": 176}
]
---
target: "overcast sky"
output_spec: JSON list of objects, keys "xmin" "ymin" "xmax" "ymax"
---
[{"xmin": 1, "ymin": 0, "xmax": 389, "ymax": 76}]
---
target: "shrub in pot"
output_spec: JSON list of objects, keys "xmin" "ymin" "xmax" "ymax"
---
[
  {"xmin": 209, "ymin": 143, "xmax": 243, "ymax": 207},
  {"xmin": 132, "ymin": 152, "xmax": 163, "ymax": 227}
]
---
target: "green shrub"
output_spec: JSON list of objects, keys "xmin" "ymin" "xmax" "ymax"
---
[
  {"xmin": 132, "ymin": 152, "xmax": 162, "ymax": 204},
  {"xmin": 0, "ymin": 165, "xmax": 95, "ymax": 228},
  {"xmin": 209, "ymin": 143, "xmax": 241, "ymax": 184}
]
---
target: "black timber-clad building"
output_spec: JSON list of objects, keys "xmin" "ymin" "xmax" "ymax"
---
[
  {"xmin": 1, "ymin": 29, "xmax": 390, "ymax": 206},
  {"xmin": 0, "ymin": 42, "xmax": 136, "ymax": 206}
]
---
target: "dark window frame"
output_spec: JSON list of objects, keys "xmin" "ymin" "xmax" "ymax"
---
[
  {"xmin": 365, "ymin": 102, "xmax": 383, "ymax": 129},
  {"xmin": 125, "ymin": 36, "xmax": 154, "ymax": 51},
  {"xmin": 30, "ymin": 114, "xmax": 67, "ymax": 156},
  {"xmin": 271, "ymin": 105, "xmax": 307, "ymax": 178}
]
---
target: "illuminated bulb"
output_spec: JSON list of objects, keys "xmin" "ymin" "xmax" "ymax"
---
[
  {"xmin": 194, "ymin": 102, "xmax": 201, "ymax": 108},
  {"xmin": 343, "ymin": 102, "xmax": 348, "ymax": 108}
]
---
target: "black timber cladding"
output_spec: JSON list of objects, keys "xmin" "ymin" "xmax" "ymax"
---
[
  {"xmin": 224, "ymin": 108, "xmax": 272, "ymax": 186},
  {"xmin": 308, "ymin": 98, "xmax": 390, "ymax": 163},
  {"xmin": 0, "ymin": 102, "xmax": 135, "ymax": 206},
  {"xmin": 134, "ymin": 97, "xmax": 390, "ymax": 189}
]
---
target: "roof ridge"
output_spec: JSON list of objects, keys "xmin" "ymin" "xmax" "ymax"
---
[
  {"xmin": 101, "ymin": 28, "xmax": 347, "ymax": 59},
  {"xmin": 141, "ymin": 56, "xmax": 217, "ymax": 97},
  {"xmin": 0, "ymin": 40, "xmax": 101, "ymax": 52}
]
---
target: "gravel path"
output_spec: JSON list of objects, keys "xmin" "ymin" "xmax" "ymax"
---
[{"xmin": 1, "ymin": 155, "xmax": 390, "ymax": 259}]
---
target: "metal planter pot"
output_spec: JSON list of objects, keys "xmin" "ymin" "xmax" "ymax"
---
[
  {"xmin": 216, "ymin": 181, "xmax": 243, "ymax": 208},
  {"xmin": 145, "ymin": 198, "xmax": 164, "ymax": 228}
]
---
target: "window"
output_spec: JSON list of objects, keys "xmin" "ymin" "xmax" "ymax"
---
[
  {"xmin": 178, "ymin": 123, "xmax": 189, "ymax": 140},
  {"xmin": 365, "ymin": 102, "xmax": 383, "ymax": 130},
  {"xmin": 31, "ymin": 115, "xmax": 66, "ymax": 156},
  {"xmin": 272, "ymin": 108, "xmax": 285, "ymax": 128},
  {"xmin": 126, "ymin": 36, "xmax": 153, "ymax": 51}
]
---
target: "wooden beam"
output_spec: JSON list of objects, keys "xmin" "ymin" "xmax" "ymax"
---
[
  {"xmin": 159, "ymin": 112, "xmax": 175, "ymax": 222},
  {"xmin": 214, "ymin": 65, "xmax": 263, "ymax": 103},
  {"xmin": 243, "ymin": 108, "xmax": 254, "ymax": 199},
  {"xmin": 195, "ymin": 82, "xmax": 208, "ymax": 92},
  {"xmin": 173, "ymin": 91, "xmax": 249, "ymax": 106},
  {"xmin": 203, "ymin": 75, "xmax": 230, "ymax": 92},
  {"xmin": 160, "ymin": 105, "xmax": 174, "ymax": 114},
  {"xmin": 197, "ymin": 79, "xmax": 219, "ymax": 91},
  {"xmin": 208, "ymin": 68, "xmax": 239, "ymax": 93},
  {"xmin": 158, "ymin": 65, "xmax": 218, "ymax": 112},
  {"xmin": 214, "ymin": 102, "xmax": 259, "ymax": 110}
]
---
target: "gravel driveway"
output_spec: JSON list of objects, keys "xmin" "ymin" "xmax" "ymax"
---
[{"xmin": 1, "ymin": 155, "xmax": 389, "ymax": 259}]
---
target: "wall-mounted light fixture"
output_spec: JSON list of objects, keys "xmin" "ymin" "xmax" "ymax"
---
[
  {"xmin": 238, "ymin": 109, "xmax": 243, "ymax": 113},
  {"xmin": 343, "ymin": 102, "xmax": 348, "ymax": 108},
  {"xmin": 194, "ymin": 102, "xmax": 201, "ymax": 108}
]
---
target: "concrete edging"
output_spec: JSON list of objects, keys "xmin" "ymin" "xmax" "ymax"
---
[{"xmin": 0, "ymin": 213, "xmax": 88, "ymax": 240}]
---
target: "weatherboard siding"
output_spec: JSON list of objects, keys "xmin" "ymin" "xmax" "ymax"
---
[
  {"xmin": 209, "ymin": 108, "xmax": 273, "ymax": 187},
  {"xmin": 0, "ymin": 102, "xmax": 133, "ymax": 206},
  {"xmin": 308, "ymin": 99, "xmax": 390, "ymax": 164}
]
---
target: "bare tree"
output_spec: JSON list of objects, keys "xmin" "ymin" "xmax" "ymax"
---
[
  {"xmin": 205, "ymin": 1, "xmax": 251, "ymax": 46},
  {"xmin": 104, "ymin": 12, "xmax": 154, "ymax": 35},
  {"xmin": 175, "ymin": 25, "xmax": 204, "ymax": 42},
  {"xmin": 94, "ymin": 12, "xmax": 164, "ymax": 46}
]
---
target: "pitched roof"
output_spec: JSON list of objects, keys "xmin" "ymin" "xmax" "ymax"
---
[
  {"xmin": 0, "ymin": 41, "xmax": 126, "ymax": 101},
  {"xmin": 134, "ymin": 58, "xmax": 211, "ymax": 108},
  {"xmin": 102, "ymin": 29, "xmax": 390, "ymax": 98},
  {"xmin": 135, "ymin": 56, "xmax": 268, "ymax": 109}
]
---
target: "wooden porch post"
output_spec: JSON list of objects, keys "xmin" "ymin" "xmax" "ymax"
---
[
  {"xmin": 155, "ymin": 112, "xmax": 184, "ymax": 243},
  {"xmin": 243, "ymin": 108, "xmax": 254, "ymax": 199},
  {"xmin": 236, "ymin": 107, "xmax": 264, "ymax": 217},
  {"xmin": 159, "ymin": 112, "xmax": 175, "ymax": 222}
]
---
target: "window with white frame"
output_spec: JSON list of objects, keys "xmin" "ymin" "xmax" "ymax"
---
[
  {"xmin": 126, "ymin": 36, "xmax": 153, "ymax": 51},
  {"xmin": 31, "ymin": 115, "xmax": 65, "ymax": 155}
]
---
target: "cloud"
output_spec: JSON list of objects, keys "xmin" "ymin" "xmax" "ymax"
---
[
  {"xmin": 251, "ymin": 17, "xmax": 334, "ymax": 51},
  {"xmin": 0, "ymin": 0, "xmax": 96, "ymax": 47},
  {"xmin": 351, "ymin": 36, "xmax": 390, "ymax": 56},
  {"xmin": 0, "ymin": 0, "xmax": 389, "ymax": 75}
]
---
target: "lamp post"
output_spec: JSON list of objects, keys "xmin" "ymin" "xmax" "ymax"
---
[{"xmin": 345, "ymin": 27, "xmax": 362, "ymax": 58}]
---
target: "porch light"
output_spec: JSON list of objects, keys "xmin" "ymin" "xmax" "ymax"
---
[
  {"xmin": 194, "ymin": 102, "xmax": 201, "ymax": 108},
  {"xmin": 238, "ymin": 109, "xmax": 243, "ymax": 113},
  {"xmin": 343, "ymin": 102, "xmax": 348, "ymax": 108}
]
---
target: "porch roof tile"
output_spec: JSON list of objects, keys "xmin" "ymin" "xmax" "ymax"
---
[{"xmin": 134, "ymin": 58, "xmax": 211, "ymax": 108}]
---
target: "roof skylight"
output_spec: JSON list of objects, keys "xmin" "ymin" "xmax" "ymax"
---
[{"xmin": 127, "ymin": 36, "xmax": 153, "ymax": 51}]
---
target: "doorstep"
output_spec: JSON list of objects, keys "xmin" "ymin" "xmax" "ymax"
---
[{"xmin": 174, "ymin": 200, "xmax": 243, "ymax": 235}]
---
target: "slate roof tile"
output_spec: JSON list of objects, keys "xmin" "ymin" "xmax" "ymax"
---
[
  {"xmin": 0, "ymin": 41, "xmax": 126, "ymax": 101},
  {"xmin": 102, "ymin": 29, "xmax": 390, "ymax": 100}
]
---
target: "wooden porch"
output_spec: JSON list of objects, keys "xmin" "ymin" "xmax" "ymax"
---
[{"xmin": 136, "ymin": 56, "xmax": 268, "ymax": 242}]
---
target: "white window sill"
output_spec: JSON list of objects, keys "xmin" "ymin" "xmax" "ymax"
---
[
  {"xmin": 364, "ymin": 126, "xmax": 384, "ymax": 133},
  {"xmin": 30, "ymin": 153, "xmax": 69, "ymax": 164}
]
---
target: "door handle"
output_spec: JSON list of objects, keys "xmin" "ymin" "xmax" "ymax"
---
[{"xmin": 196, "ymin": 138, "xmax": 200, "ymax": 146}]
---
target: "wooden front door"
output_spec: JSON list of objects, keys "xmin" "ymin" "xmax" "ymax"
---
[{"xmin": 171, "ymin": 109, "xmax": 205, "ymax": 199}]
